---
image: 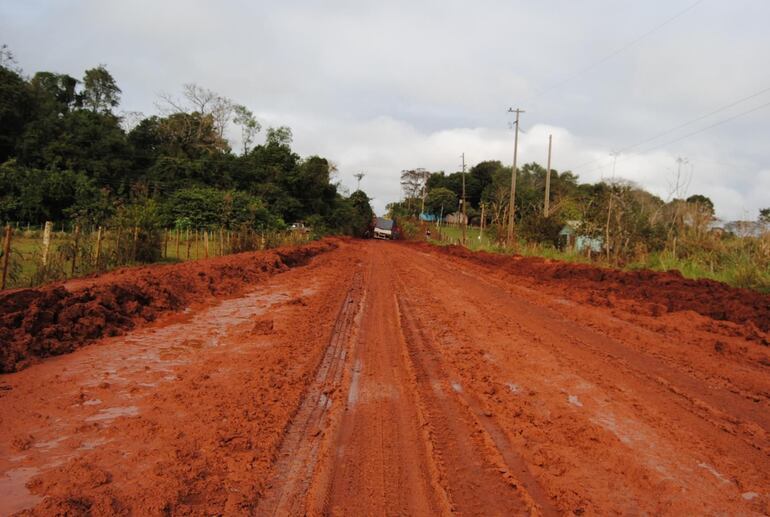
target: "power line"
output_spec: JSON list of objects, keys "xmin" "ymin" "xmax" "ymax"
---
[
  {"xmin": 579, "ymin": 98, "xmax": 770, "ymax": 178},
  {"xmin": 570, "ymin": 85, "xmax": 770, "ymax": 173},
  {"xmin": 529, "ymin": 0, "xmax": 705, "ymax": 103}
]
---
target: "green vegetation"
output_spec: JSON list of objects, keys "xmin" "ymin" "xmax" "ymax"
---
[
  {"xmin": 394, "ymin": 161, "xmax": 769, "ymax": 293},
  {"xmin": 0, "ymin": 50, "xmax": 373, "ymax": 238}
]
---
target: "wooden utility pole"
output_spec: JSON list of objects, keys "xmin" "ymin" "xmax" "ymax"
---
[
  {"xmin": 507, "ymin": 108, "xmax": 524, "ymax": 245},
  {"xmin": 461, "ymin": 153, "xmax": 467, "ymax": 246},
  {"xmin": 544, "ymin": 134, "xmax": 553, "ymax": 217},
  {"xmin": 1, "ymin": 225, "xmax": 12, "ymax": 290}
]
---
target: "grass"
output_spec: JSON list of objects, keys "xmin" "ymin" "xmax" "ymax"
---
[
  {"xmin": 422, "ymin": 223, "xmax": 770, "ymax": 293},
  {"xmin": 2, "ymin": 228, "xmax": 310, "ymax": 290}
]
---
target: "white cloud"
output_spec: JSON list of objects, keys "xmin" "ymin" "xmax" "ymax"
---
[{"xmin": 1, "ymin": 0, "xmax": 768, "ymax": 220}]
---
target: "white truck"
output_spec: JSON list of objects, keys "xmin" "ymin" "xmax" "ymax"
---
[{"xmin": 373, "ymin": 217, "xmax": 396, "ymax": 240}]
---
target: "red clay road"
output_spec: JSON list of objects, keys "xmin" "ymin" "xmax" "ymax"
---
[{"xmin": 1, "ymin": 240, "xmax": 769, "ymax": 515}]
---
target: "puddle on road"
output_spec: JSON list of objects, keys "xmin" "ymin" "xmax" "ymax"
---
[
  {"xmin": 568, "ymin": 394, "xmax": 583, "ymax": 407},
  {"xmin": 697, "ymin": 462, "xmax": 731, "ymax": 484},
  {"xmin": 347, "ymin": 359, "xmax": 363, "ymax": 407},
  {"xmin": 85, "ymin": 406, "xmax": 140, "ymax": 422},
  {"xmin": 0, "ymin": 467, "xmax": 42, "ymax": 516}
]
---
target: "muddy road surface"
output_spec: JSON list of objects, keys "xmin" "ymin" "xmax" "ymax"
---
[{"xmin": 2, "ymin": 240, "xmax": 769, "ymax": 515}]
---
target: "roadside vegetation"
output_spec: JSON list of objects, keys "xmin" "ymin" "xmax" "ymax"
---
[
  {"xmin": 390, "ymin": 164, "xmax": 770, "ymax": 293},
  {"xmin": 0, "ymin": 48, "xmax": 373, "ymax": 288}
]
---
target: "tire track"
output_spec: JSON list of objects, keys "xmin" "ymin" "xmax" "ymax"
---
[
  {"xmin": 392, "ymin": 270, "xmax": 555, "ymax": 516},
  {"xmin": 255, "ymin": 271, "xmax": 364, "ymax": 516}
]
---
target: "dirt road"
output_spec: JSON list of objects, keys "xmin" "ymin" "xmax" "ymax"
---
[{"xmin": 2, "ymin": 240, "xmax": 769, "ymax": 515}]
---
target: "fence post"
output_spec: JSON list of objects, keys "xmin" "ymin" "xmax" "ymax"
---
[
  {"xmin": 194, "ymin": 230, "xmax": 199, "ymax": 259},
  {"xmin": 204, "ymin": 230, "xmax": 209, "ymax": 258},
  {"xmin": 1, "ymin": 225, "xmax": 12, "ymax": 290},
  {"xmin": 132, "ymin": 226, "xmax": 139, "ymax": 262},
  {"xmin": 186, "ymin": 228, "xmax": 191, "ymax": 260},
  {"xmin": 219, "ymin": 227, "xmax": 224, "ymax": 256},
  {"xmin": 94, "ymin": 226, "xmax": 103, "ymax": 267},
  {"xmin": 163, "ymin": 229, "xmax": 169, "ymax": 258},
  {"xmin": 71, "ymin": 224, "xmax": 80, "ymax": 276},
  {"xmin": 175, "ymin": 228, "xmax": 180, "ymax": 259},
  {"xmin": 41, "ymin": 221, "xmax": 53, "ymax": 267}
]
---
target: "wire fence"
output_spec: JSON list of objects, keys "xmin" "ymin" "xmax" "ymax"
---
[{"xmin": 0, "ymin": 221, "xmax": 311, "ymax": 291}]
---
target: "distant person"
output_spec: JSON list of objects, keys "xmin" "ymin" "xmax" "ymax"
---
[{"xmin": 425, "ymin": 229, "xmax": 431, "ymax": 240}]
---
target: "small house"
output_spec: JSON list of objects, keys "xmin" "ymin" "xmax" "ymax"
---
[{"xmin": 559, "ymin": 221, "xmax": 603, "ymax": 253}]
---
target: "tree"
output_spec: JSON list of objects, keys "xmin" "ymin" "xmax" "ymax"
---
[
  {"xmin": 759, "ymin": 208, "xmax": 770, "ymax": 225},
  {"xmin": 81, "ymin": 65, "xmax": 121, "ymax": 113},
  {"xmin": 157, "ymin": 83, "xmax": 233, "ymax": 139},
  {"xmin": 686, "ymin": 194, "xmax": 714, "ymax": 216},
  {"xmin": 425, "ymin": 187, "xmax": 458, "ymax": 217},
  {"xmin": 266, "ymin": 126, "xmax": 293, "ymax": 146},
  {"xmin": 233, "ymin": 104, "xmax": 261, "ymax": 154},
  {"xmin": 0, "ymin": 65, "xmax": 33, "ymax": 162}
]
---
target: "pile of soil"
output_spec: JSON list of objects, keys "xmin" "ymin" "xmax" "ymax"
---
[
  {"xmin": 0, "ymin": 239, "xmax": 337, "ymax": 373},
  {"xmin": 423, "ymin": 243, "xmax": 770, "ymax": 337}
]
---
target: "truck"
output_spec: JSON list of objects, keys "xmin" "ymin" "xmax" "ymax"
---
[{"xmin": 373, "ymin": 217, "xmax": 399, "ymax": 240}]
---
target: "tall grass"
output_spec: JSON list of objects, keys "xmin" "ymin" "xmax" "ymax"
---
[{"xmin": 420, "ymin": 220, "xmax": 770, "ymax": 293}]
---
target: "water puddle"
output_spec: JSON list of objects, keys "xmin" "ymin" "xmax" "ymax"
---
[
  {"xmin": 0, "ymin": 467, "xmax": 42, "ymax": 515},
  {"xmin": 568, "ymin": 394, "xmax": 583, "ymax": 407},
  {"xmin": 85, "ymin": 405, "xmax": 140, "ymax": 422},
  {"xmin": 347, "ymin": 359, "xmax": 362, "ymax": 407},
  {"xmin": 697, "ymin": 462, "xmax": 731, "ymax": 484}
]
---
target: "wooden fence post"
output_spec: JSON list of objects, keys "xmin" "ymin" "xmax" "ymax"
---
[
  {"xmin": 71, "ymin": 224, "xmax": 80, "ymax": 275},
  {"xmin": 194, "ymin": 230, "xmax": 199, "ymax": 259},
  {"xmin": 219, "ymin": 227, "xmax": 224, "ymax": 256},
  {"xmin": 204, "ymin": 230, "xmax": 209, "ymax": 258},
  {"xmin": 163, "ymin": 229, "xmax": 169, "ymax": 258},
  {"xmin": 94, "ymin": 226, "xmax": 103, "ymax": 267},
  {"xmin": 186, "ymin": 228, "xmax": 191, "ymax": 260},
  {"xmin": 1, "ymin": 225, "xmax": 12, "ymax": 290},
  {"xmin": 41, "ymin": 221, "xmax": 53, "ymax": 267},
  {"xmin": 131, "ymin": 226, "xmax": 139, "ymax": 262},
  {"xmin": 175, "ymin": 228, "xmax": 180, "ymax": 259}
]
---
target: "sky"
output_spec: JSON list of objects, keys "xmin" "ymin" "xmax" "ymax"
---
[{"xmin": 1, "ymin": 0, "xmax": 769, "ymax": 219}]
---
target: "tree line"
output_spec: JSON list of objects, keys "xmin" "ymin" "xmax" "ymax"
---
[
  {"xmin": 390, "ymin": 160, "xmax": 769, "ymax": 266},
  {"xmin": 0, "ymin": 46, "xmax": 374, "ymax": 240}
]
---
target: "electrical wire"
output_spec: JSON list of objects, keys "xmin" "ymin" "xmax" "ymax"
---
[{"xmin": 528, "ymin": 0, "xmax": 706, "ymax": 103}]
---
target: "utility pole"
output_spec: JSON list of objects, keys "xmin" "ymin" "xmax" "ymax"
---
[
  {"xmin": 544, "ymin": 134, "xmax": 553, "ymax": 217},
  {"xmin": 507, "ymin": 108, "xmax": 524, "ymax": 245},
  {"xmin": 461, "ymin": 153, "xmax": 467, "ymax": 245},
  {"xmin": 420, "ymin": 169, "xmax": 429, "ymax": 215},
  {"xmin": 354, "ymin": 172, "xmax": 365, "ymax": 191}
]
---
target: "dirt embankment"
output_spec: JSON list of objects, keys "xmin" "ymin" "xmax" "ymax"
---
[
  {"xmin": 0, "ymin": 239, "xmax": 338, "ymax": 373},
  {"xmin": 422, "ymin": 243, "xmax": 770, "ymax": 341}
]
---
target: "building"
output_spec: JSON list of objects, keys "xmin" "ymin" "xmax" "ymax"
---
[{"xmin": 559, "ymin": 221, "xmax": 603, "ymax": 253}]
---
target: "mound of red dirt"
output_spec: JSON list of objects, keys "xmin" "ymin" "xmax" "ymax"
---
[
  {"xmin": 0, "ymin": 240, "xmax": 337, "ymax": 373},
  {"xmin": 424, "ymin": 243, "xmax": 770, "ymax": 337}
]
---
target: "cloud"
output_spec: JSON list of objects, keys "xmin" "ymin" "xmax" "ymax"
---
[{"xmin": 1, "ymin": 0, "xmax": 768, "ymax": 220}]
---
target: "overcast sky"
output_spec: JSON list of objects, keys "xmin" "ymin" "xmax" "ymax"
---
[{"xmin": 2, "ymin": 0, "xmax": 769, "ymax": 219}]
